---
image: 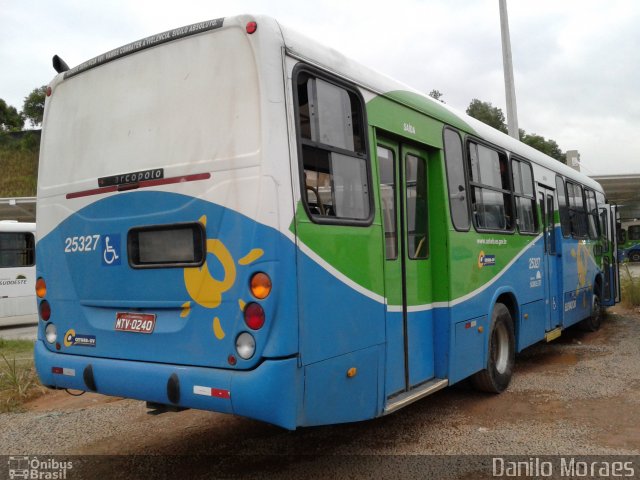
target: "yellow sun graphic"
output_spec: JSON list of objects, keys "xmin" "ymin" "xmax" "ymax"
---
[
  {"xmin": 570, "ymin": 242, "xmax": 592, "ymax": 308},
  {"xmin": 181, "ymin": 215, "xmax": 264, "ymax": 341}
]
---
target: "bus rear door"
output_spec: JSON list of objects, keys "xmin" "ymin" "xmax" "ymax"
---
[
  {"xmin": 538, "ymin": 187, "xmax": 561, "ymax": 330},
  {"xmin": 376, "ymin": 137, "xmax": 438, "ymax": 404}
]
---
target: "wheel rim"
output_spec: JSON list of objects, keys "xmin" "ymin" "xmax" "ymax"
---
[{"xmin": 492, "ymin": 322, "xmax": 510, "ymax": 374}]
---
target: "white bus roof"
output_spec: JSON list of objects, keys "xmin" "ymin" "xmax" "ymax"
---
[
  {"xmin": 278, "ymin": 18, "xmax": 604, "ymax": 193},
  {"xmin": 53, "ymin": 14, "xmax": 604, "ymax": 195},
  {"xmin": 0, "ymin": 221, "xmax": 36, "ymax": 232}
]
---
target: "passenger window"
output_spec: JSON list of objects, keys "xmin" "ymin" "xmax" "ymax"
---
[
  {"xmin": 296, "ymin": 72, "xmax": 370, "ymax": 221},
  {"xmin": 468, "ymin": 142, "xmax": 513, "ymax": 231},
  {"xmin": 556, "ymin": 176, "xmax": 571, "ymax": 238},
  {"xmin": 629, "ymin": 225, "xmax": 640, "ymax": 241},
  {"xmin": 567, "ymin": 182, "xmax": 587, "ymax": 238},
  {"xmin": 511, "ymin": 159, "xmax": 537, "ymax": 234},
  {"xmin": 585, "ymin": 189, "xmax": 599, "ymax": 239},
  {"xmin": 405, "ymin": 153, "xmax": 428, "ymax": 259},
  {"xmin": 377, "ymin": 146, "xmax": 397, "ymax": 260},
  {"xmin": 443, "ymin": 129, "xmax": 469, "ymax": 230}
]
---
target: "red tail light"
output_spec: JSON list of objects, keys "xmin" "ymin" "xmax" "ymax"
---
[
  {"xmin": 246, "ymin": 21, "xmax": 257, "ymax": 34},
  {"xmin": 39, "ymin": 300, "xmax": 51, "ymax": 321},
  {"xmin": 244, "ymin": 302, "xmax": 265, "ymax": 330}
]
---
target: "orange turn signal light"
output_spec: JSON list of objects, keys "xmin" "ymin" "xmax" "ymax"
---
[
  {"xmin": 36, "ymin": 277, "xmax": 47, "ymax": 298},
  {"xmin": 250, "ymin": 272, "xmax": 272, "ymax": 299}
]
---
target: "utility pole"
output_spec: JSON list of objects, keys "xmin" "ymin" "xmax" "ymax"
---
[{"xmin": 499, "ymin": 0, "xmax": 519, "ymax": 140}]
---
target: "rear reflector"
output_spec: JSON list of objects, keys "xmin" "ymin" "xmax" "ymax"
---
[
  {"xmin": 52, "ymin": 367, "xmax": 75, "ymax": 376},
  {"xmin": 193, "ymin": 385, "xmax": 231, "ymax": 399}
]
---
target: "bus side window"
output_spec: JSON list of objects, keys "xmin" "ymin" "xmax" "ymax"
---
[
  {"xmin": 556, "ymin": 176, "xmax": 571, "ymax": 238},
  {"xmin": 599, "ymin": 208, "xmax": 609, "ymax": 251},
  {"xmin": 511, "ymin": 158, "xmax": 537, "ymax": 234},
  {"xmin": 295, "ymin": 71, "xmax": 370, "ymax": 222},
  {"xmin": 467, "ymin": 142, "xmax": 513, "ymax": 232},
  {"xmin": 585, "ymin": 189, "xmax": 599, "ymax": 239},
  {"xmin": 628, "ymin": 225, "xmax": 640, "ymax": 241},
  {"xmin": 377, "ymin": 145, "xmax": 398, "ymax": 260},
  {"xmin": 567, "ymin": 182, "xmax": 587, "ymax": 238},
  {"xmin": 443, "ymin": 128, "xmax": 469, "ymax": 230}
]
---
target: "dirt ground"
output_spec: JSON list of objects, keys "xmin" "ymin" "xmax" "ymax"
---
[{"xmin": 2, "ymin": 305, "xmax": 639, "ymax": 479}]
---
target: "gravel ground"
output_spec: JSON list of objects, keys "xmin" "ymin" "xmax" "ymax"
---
[{"xmin": 1, "ymin": 307, "xmax": 639, "ymax": 479}]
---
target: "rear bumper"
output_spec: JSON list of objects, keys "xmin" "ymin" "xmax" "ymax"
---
[{"xmin": 34, "ymin": 341, "xmax": 300, "ymax": 429}]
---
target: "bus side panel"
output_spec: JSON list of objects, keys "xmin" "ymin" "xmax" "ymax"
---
[
  {"xmin": 446, "ymin": 234, "xmax": 545, "ymax": 383},
  {"xmin": 559, "ymin": 237, "xmax": 598, "ymax": 327},
  {"xmin": 294, "ymin": 216, "xmax": 386, "ymax": 422},
  {"xmin": 295, "ymin": 233, "xmax": 386, "ymax": 365},
  {"xmin": 300, "ymin": 344, "xmax": 381, "ymax": 426}
]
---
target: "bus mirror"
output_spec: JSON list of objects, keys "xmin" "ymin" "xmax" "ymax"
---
[{"xmin": 52, "ymin": 55, "xmax": 70, "ymax": 73}]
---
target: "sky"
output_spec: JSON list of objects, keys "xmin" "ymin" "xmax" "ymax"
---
[{"xmin": 1, "ymin": 0, "xmax": 638, "ymax": 175}]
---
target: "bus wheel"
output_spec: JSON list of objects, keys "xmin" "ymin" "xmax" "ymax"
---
[
  {"xmin": 472, "ymin": 303, "xmax": 515, "ymax": 393},
  {"xmin": 581, "ymin": 289, "xmax": 602, "ymax": 332}
]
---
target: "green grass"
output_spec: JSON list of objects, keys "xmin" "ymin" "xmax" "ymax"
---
[
  {"xmin": 0, "ymin": 132, "xmax": 40, "ymax": 197},
  {"xmin": 0, "ymin": 338, "xmax": 35, "ymax": 355},
  {"xmin": 0, "ymin": 338, "xmax": 44, "ymax": 412},
  {"xmin": 620, "ymin": 262, "xmax": 640, "ymax": 309}
]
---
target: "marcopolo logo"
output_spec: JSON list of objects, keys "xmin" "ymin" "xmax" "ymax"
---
[
  {"xmin": 7, "ymin": 456, "xmax": 73, "ymax": 479},
  {"xmin": 478, "ymin": 251, "xmax": 496, "ymax": 269}
]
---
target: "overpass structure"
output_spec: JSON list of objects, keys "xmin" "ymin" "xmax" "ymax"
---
[
  {"xmin": 0, "ymin": 197, "xmax": 36, "ymax": 223},
  {"xmin": 591, "ymin": 175, "xmax": 640, "ymax": 222}
]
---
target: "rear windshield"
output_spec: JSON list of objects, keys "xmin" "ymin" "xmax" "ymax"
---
[{"xmin": 40, "ymin": 26, "xmax": 259, "ymax": 193}]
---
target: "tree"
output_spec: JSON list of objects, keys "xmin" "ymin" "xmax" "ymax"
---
[
  {"xmin": 429, "ymin": 89, "xmax": 445, "ymax": 103},
  {"xmin": 0, "ymin": 99, "xmax": 24, "ymax": 132},
  {"xmin": 466, "ymin": 99, "xmax": 565, "ymax": 163},
  {"xmin": 22, "ymin": 86, "xmax": 47, "ymax": 128},
  {"xmin": 520, "ymin": 130, "xmax": 565, "ymax": 163},
  {"xmin": 466, "ymin": 99, "xmax": 508, "ymax": 134}
]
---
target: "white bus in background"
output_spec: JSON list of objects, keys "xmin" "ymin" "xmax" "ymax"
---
[{"xmin": 0, "ymin": 221, "xmax": 37, "ymax": 325}]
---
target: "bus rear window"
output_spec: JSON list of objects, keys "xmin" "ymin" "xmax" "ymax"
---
[
  {"xmin": 0, "ymin": 232, "xmax": 35, "ymax": 268},
  {"xmin": 128, "ymin": 223, "xmax": 205, "ymax": 268}
]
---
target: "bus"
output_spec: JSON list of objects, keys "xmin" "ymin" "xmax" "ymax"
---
[
  {"xmin": 34, "ymin": 15, "xmax": 620, "ymax": 429},
  {"xmin": 0, "ymin": 221, "xmax": 37, "ymax": 324},
  {"xmin": 619, "ymin": 220, "xmax": 640, "ymax": 262}
]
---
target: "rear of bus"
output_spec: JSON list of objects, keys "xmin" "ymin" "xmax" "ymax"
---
[{"xmin": 34, "ymin": 16, "xmax": 301, "ymax": 429}]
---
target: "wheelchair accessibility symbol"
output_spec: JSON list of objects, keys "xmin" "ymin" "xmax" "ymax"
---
[{"xmin": 102, "ymin": 234, "xmax": 121, "ymax": 266}]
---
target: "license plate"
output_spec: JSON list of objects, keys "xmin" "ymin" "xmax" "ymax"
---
[{"xmin": 115, "ymin": 312, "xmax": 156, "ymax": 333}]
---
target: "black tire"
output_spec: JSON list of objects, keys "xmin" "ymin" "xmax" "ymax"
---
[
  {"xmin": 472, "ymin": 303, "xmax": 515, "ymax": 393},
  {"xmin": 630, "ymin": 251, "xmax": 640, "ymax": 263},
  {"xmin": 581, "ymin": 287, "xmax": 602, "ymax": 332}
]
